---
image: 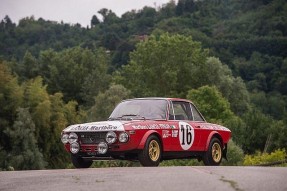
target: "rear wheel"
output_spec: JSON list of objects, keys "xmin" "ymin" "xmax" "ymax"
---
[
  {"xmin": 203, "ymin": 137, "xmax": 222, "ymax": 166},
  {"xmin": 71, "ymin": 154, "xmax": 93, "ymax": 168},
  {"xmin": 138, "ymin": 135, "xmax": 162, "ymax": 167}
]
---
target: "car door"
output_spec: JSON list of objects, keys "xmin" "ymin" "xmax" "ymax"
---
[
  {"xmin": 188, "ymin": 102, "xmax": 210, "ymax": 151},
  {"xmin": 169, "ymin": 100, "xmax": 204, "ymax": 151}
]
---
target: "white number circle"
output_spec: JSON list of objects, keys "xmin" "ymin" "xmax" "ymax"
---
[{"xmin": 179, "ymin": 122, "xmax": 195, "ymax": 150}]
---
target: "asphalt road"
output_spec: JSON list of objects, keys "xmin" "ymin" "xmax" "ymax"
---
[{"xmin": 0, "ymin": 166, "xmax": 286, "ymax": 191}]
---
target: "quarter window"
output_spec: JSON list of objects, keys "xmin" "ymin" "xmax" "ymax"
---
[
  {"xmin": 169, "ymin": 101, "xmax": 205, "ymax": 121},
  {"xmin": 190, "ymin": 103, "xmax": 204, "ymax": 121},
  {"xmin": 169, "ymin": 101, "xmax": 193, "ymax": 120}
]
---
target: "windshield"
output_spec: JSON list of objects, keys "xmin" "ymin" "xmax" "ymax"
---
[{"xmin": 109, "ymin": 99, "xmax": 168, "ymax": 120}]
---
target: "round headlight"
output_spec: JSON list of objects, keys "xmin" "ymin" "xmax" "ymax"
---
[
  {"xmin": 98, "ymin": 142, "xmax": 108, "ymax": 154},
  {"xmin": 106, "ymin": 131, "xmax": 117, "ymax": 144},
  {"xmin": 70, "ymin": 142, "xmax": 80, "ymax": 154},
  {"xmin": 119, "ymin": 132, "xmax": 129, "ymax": 143},
  {"xmin": 68, "ymin": 132, "xmax": 78, "ymax": 144},
  {"xmin": 61, "ymin": 133, "xmax": 69, "ymax": 144}
]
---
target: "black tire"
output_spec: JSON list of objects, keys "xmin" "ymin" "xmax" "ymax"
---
[
  {"xmin": 203, "ymin": 137, "xmax": 223, "ymax": 166},
  {"xmin": 138, "ymin": 135, "xmax": 162, "ymax": 167},
  {"xmin": 71, "ymin": 154, "xmax": 93, "ymax": 168}
]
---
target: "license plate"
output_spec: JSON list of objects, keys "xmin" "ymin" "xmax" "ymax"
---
[{"xmin": 87, "ymin": 152, "xmax": 97, "ymax": 156}]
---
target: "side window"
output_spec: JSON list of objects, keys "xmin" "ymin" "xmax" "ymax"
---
[
  {"xmin": 190, "ymin": 103, "xmax": 204, "ymax": 121},
  {"xmin": 169, "ymin": 101, "xmax": 193, "ymax": 120}
]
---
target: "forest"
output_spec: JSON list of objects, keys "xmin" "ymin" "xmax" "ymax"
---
[{"xmin": 0, "ymin": 0, "xmax": 286, "ymax": 170}]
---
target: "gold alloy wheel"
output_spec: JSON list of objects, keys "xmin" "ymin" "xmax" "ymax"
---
[
  {"xmin": 149, "ymin": 140, "xmax": 160, "ymax": 161},
  {"xmin": 211, "ymin": 142, "xmax": 222, "ymax": 163}
]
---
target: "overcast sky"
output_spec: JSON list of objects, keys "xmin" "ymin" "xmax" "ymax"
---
[{"xmin": 1, "ymin": 0, "xmax": 174, "ymax": 27}]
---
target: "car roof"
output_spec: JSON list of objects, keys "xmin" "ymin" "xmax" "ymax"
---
[{"xmin": 122, "ymin": 97, "xmax": 194, "ymax": 103}]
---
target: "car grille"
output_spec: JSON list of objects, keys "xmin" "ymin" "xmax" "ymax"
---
[{"xmin": 78, "ymin": 132, "xmax": 106, "ymax": 144}]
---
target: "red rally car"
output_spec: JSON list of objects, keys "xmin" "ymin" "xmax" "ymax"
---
[{"xmin": 61, "ymin": 98, "xmax": 231, "ymax": 168}]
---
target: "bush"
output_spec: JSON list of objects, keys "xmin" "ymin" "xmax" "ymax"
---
[
  {"xmin": 160, "ymin": 159, "xmax": 202, "ymax": 166},
  {"xmin": 221, "ymin": 139, "xmax": 244, "ymax": 166},
  {"xmin": 243, "ymin": 149, "xmax": 287, "ymax": 166}
]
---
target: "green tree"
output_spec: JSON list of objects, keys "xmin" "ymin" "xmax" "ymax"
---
[
  {"xmin": 98, "ymin": 8, "xmax": 119, "ymax": 24},
  {"xmin": 22, "ymin": 77, "xmax": 51, "ymax": 158},
  {"xmin": 241, "ymin": 108, "xmax": 272, "ymax": 153},
  {"xmin": 0, "ymin": 15, "xmax": 16, "ymax": 30},
  {"xmin": 250, "ymin": 91, "xmax": 287, "ymax": 120},
  {"xmin": 48, "ymin": 92, "xmax": 86, "ymax": 168},
  {"xmin": 91, "ymin": 15, "xmax": 100, "ymax": 27},
  {"xmin": 115, "ymin": 34, "xmax": 249, "ymax": 115},
  {"xmin": 114, "ymin": 33, "xmax": 208, "ymax": 98},
  {"xmin": 221, "ymin": 139, "xmax": 244, "ymax": 166},
  {"xmin": 19, "ymin": 76, "xmax": 86, "ymax": 168},
  {"xmin": 4, "ymin": 108, "xmax": 46, "ymax": 170},
  {"xmin": 39, "ymin": 47, "xmax": 111, "ymax": 106},
  {"xmin": 176, "ymin": 0, "xmax": 185, "ymax": 16},
  {"xmin": 267, "ymin": 120, "xmax": 287, "ymax": 152},
  {"xmin": 0, "ymin": 62, "xmax": 23, "ymax": 161},
  {"xmin": 0, "ymin": 62, "xmax": 23, "ymax": 121},
  {"xmin": 187, "ymin": 86, "xmax": 234, "ymax": 124},
  {"xmin": 21, "ymin": 51, "xmax": 39, "ymax": 80},
  {"xmin": 89, "ymin": 84, "xmax": 131, "ymax": 121},
  {"xmin": 223, "ymin": 115, "xmax": 246, "ymax": 148},
  {"xmin": 203, "ymin": 57, "xmax": 250, "ymax": 115},
  {"xmin": 158, "ymin": 0, "xmax": 176, "ymax": 19}
]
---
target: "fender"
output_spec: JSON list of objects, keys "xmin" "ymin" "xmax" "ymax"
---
[
  {"xmin": 137, "ymin": 130, "xmax": 161, "ymax": 150},
  {"xmin": 205, "ymin": 131, "xmax": 221, "ymax": 151}
]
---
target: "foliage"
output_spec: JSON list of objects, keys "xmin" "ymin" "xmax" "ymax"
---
[
  {"xmin": 88, "ymin": 84, "xmax": 131, "ymax": 121},
  {"xmin": 91, "ymin": 160, "xmax": 140, "ymax": 168},
  {"xmin": 0, "ymin": 61, "xmax": 23, "ymax": 165},
  {"xmin": 38, "ymin": 47, "xmax": 111, "ymax": 106},
  {"xmin": 115, "ymin": 36, "xmax": 250, "ymax": 115},
  {"xmin": 4, "ymin": 108, "xmax": 46, "ymax": 170},
  {"xmin": 241, "ymin": 108, "xmax": 274, "ymax": 153},
  {"xmin": 0, "ymin": 64, "xmax": 86, "ymax": 169},
  {"xmin": 114, "ymin": 33, "xmax": 208, "ymax": 98},
  {"xmin": 160, "ymin": 159, "xmax": 202, "ymax": 166},
  {"xmin": 243, "ymin": 149, "xmax": 287, "ymax": 166},
  {"xmin": 204, "ymin": 57, "xmax": 250, "ymax": 115},
  {"xmin": 221, "ymin": 139, "xmax": 244, "ymax": 166},
  {"xmin": 223, "ymin": 115, "xmax": 245, "ymax": 149},
  {"xmin": 187, "ymin": 85, "xmax": 234, "ymax": 124}
]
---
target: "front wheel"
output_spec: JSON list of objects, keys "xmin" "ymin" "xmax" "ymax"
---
[
  {"xmin": 71, "ymin": 154, "xmax": 93, "ymax": 168},
  {"xmin": 138, "ymin": 135, "xmax": 162, "ymax": 167},
  {"xmin": 203, "ymin": 137, "xmax": 223, "ymax": 166}
]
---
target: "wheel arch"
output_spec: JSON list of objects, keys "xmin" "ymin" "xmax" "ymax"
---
[
  {"xmin": 205, "ymin": 131, "xmax": 223, "ymax": 151},
  {"xmin": 137, "ymin": 130, "xmax": 163, "ymax": 150}
]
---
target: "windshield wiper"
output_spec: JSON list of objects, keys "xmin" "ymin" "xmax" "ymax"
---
[
  {"xmin": 109, "ymin": 114, "xmax": 146, "ymax": 121},
  {"xmin": 121, "ymin": 114, "xmax": 138, "ymax": 117},
  {"xmin": 108, "ymin": 117, "xmax": 118, "ymax": 121},
  {"xmin": 121, "ymin": 114, "xmax": 146, "ymax": 120}
]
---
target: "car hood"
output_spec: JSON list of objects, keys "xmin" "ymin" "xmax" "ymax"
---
[{"xmin": 63, "ymin": 121, "xmax": 127, "ymax": 132}]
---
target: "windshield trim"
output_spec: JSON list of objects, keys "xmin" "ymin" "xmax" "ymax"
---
[{"xmin": 109, "ymin": 98, "xmax": 169, "ymax": 121}]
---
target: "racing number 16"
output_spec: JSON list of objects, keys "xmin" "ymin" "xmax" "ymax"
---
[{"xmin": 180, "ymin": 124, "xmax": 192, "ymax": 145}]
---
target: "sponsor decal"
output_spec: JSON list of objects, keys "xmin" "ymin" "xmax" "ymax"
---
[
  {"xmin": 170, "ymin": 125, "xmax": 176, "ymax": 129},
  {"xmin": 132, "ymin": 124, "xmax": 171, "ymax": 130},
  {"xmin": 200, "ymin": 124, "xmax": 230, "ymax": 131},
  {"xmin": 162, "ymin": 130, "xmax": 171, "ymax": 138},
  {"xmin": 70, "ymin": 125, "xmax": 117, "ymax": 131},
  {"xmin": 179, "ymin": 122, "xmax": 195, "ymax": 150},
  {"xmin": 64, "ymin": 121, "xmax": 124, "ymax": 132},
  {"xmin": 172, "ymin": 130, "xmax": 179, "ymax": 138}
]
